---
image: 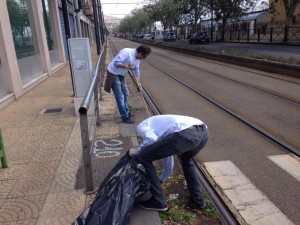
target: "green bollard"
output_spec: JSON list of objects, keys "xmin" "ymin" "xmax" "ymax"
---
[{"xmin": 0, "ymin": 129, "xmax": 8, "ymax": 168}]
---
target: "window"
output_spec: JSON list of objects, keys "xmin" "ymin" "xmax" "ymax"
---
[
  {"xmin": 6, "ymin": 0, "xmax": 40, "ymax": 59},
  {"xmin": 41, "ymin": 0, "xmax": 57, "ymax": 51}
]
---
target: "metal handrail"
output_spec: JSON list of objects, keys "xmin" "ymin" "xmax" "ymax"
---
[
  {"xmin": 79, "ymin": 46, "xmax": 104, "ymax": 115},
  {"xmin": 78, "ymin": 42, "xmax": 106, "ymax": 193}
]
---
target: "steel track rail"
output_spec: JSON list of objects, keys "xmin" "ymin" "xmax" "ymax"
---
[
  {"xmin": 153, "ymin": 56, "xmax": 300, "ymax": 106},
  {"xmin": 146, "ymin": 60, "xmax": 300, "ymax": 157},
  {"xmin": 110, "ymin": 37, "xmax": 299, "ymax": 155},
  {"xmin": 109, "ymin": 38, "xmax": 240, "ymax": 225},
  {"xmin": 159, "ymin": 48, "xmax": 300, "ymax": 85},
  {"xmin": 137, "ymin": 75, "xmax": 241, "ymax": 225}
]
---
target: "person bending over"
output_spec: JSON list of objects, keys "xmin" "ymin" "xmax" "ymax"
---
[{"xmin": 130, "ymin": 114, "xmax": 209, "ymax": 211}]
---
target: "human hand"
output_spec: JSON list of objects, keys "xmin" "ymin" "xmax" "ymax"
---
[
  {"xmin": 137, "ymin": 83, "xmax": 142, "ymax": 92},
  {"xmin": 129, "ymin": 147, "xmax": 139, "ymax": 156},
  {"xmin": 127, "ymin": 62, "xmax": 134, "ymax": 70}
]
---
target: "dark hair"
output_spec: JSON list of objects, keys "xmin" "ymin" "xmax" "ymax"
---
[{"xmin": 136, "ymin": 45, "xmax": 151, "ymax": 56}]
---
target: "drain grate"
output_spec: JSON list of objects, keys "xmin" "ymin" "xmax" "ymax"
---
[{"xmin": 43, "ymin": 108, "xmax": 63, "ymax": 114}]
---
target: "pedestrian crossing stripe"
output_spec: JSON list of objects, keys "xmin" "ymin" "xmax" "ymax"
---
[
  {"xmin": 204, "ymin": 160, "xmax": 294, "ymax": 225},
  {"xmin": 268, "ymin": 154, "xmax": 300, "ymax": 182}
]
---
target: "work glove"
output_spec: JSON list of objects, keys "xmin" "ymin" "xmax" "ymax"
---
[
  {"xmin": 127, "ymin": 62, "xmax": 134, "ymax": 70},
  {"xmin": 129, "ymin": 147, "xmax": 139, "ymax": 157}
]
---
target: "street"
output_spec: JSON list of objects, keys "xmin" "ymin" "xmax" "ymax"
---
[{"xmin": 175, "ymin": 40, "xmax": 300, "ymax": 62}]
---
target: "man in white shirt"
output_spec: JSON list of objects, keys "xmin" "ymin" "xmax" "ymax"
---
[
  {"xmin": 104, "ymin": 45, "xmax": 151, "ymax": 124},
  {"xmin": 132, "ymin": 114, "xmax": 209, "ymax": 211},
  {"xmin": 137, "ymin": 120, "xmax": 174, "ymax": 184}
]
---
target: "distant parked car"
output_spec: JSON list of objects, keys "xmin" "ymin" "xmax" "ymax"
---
[
  {"xmin": 143, "ymin": 33, "xmax": 152, "ymax": 40},
  {"xmin": 163, "ymin": 32, "xmax": 176, "ymax": 42},
  {"xmin": 153, "ymin": 30, "xmax": 164, "ymax": 40},
  {"xmin": 189, "ymin": 32, "xmax": 209, "ymax": 44}
]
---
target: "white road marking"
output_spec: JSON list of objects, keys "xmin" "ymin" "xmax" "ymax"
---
[
  {"xmin": 93, "ymin": 139, "xmax": 124, "ymax": 158},
  {"xmin": 204, "ymin": 160, "xmax": 294, "ymax": 225},
  {"xmin": 268, "ymin": 154, "xmax": 300, "ymax": 182}
]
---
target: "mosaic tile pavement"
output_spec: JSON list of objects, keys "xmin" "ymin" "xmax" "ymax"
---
[
  {"xmin": 0, "ymin": 46, "xmax": 124, "ymax": 225},
  {"xmin": 0, "ymin": 44, "xmax": 161, "ymax": 225}
]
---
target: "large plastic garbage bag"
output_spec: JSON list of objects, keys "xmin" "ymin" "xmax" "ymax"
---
[{"xmin": 72, "ymin": 153, "xmax": 150, "ymax": 225}]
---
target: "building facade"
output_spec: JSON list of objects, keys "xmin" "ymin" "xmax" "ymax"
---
[
  {"xmin": 268, "ymin": 0, "xmax": 300, "ymax": 24},
  {"xmin": 0, "ymin": 0, "xmax": 96, "ymax": 109}
]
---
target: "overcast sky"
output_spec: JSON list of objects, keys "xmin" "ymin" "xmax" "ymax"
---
[{"xmin": 101, "ymin": 0, "xmax": 149, "ymax": 18}]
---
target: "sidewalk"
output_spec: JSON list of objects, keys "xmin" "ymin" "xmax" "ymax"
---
[{"xmin": 0, "ymin": 45, "xmax": 160, "ymax": 225}]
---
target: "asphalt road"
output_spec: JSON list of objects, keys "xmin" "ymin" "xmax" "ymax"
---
[{"xmin": 176, "ymin": 40, "xmax": 300, "ymax": 62}]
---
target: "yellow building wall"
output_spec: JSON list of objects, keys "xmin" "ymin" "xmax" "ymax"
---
[{"xmin": 268, "ymin": 0, "xmax": 300, "ymax": 24}]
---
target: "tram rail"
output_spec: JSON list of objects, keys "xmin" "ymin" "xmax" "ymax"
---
[
  {"xmin": 109, "ymin": 38, "xmax": 300, "ymax": 225},
  {"xmin": 112, "ymin": 39, "xmax": 299, "ymax": 156},
  {"xmin": 109, "ymin": 39, "xmax": 241, "ymax": 225}
]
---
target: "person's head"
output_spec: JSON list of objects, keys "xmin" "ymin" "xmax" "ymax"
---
[{"xmin": 136, "ymin": 45, "xmax": 151, "ymax": 60}]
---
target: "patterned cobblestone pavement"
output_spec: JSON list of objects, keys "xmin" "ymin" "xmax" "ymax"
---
[
  {"xmin": 0, "ymin": 44, "xmax": 161, "ymax": 225},
  {"xmin": 0, "ymin": 46, "xmax": 121, "ymax": 225}
]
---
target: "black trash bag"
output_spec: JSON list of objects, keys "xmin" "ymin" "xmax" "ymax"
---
[{"xmin": 72, "ymin": 153, "xmax": 150, "ymax": 225}]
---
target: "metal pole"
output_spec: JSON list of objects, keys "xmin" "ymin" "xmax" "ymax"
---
[
  {"xmin": 61, "ymin": 0, "xmax": 75, "ymax": 96},
  {"xmin": 97, "ymin": 0, "xmax": 104, "ymax": 46},
  {"xmin": 79, "ymin": 112, "xmax": 94, "ymax": 192},
  {"xmin": 77, "ymin": 46, "xmax": 105, "ymax": 193},
  {"xmin": 61, "ymin": 0, "xmax": 71, "ymax": 39},
  {"xmin": 74, "ymin": 0, "xmax": 82, "ymax": 37},
  {"xmin": 92, "ymin": 0, "xmax": 100, "ymax": 55},
  {"xmin": 94, "ymin": 80, "xmax": 101, "ymax": 125}
]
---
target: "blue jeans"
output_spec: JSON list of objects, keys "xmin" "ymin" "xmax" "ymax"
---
[
  {"xmin": 111, "ymin": 76, "xmax": 129, "ymax": 121},
  {"xmin": 136, "ymin": 125, "xmax": 208, "ymax": 205}
]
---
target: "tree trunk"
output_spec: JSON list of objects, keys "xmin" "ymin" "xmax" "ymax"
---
[
  {"xmin": 221, "ymin": 22, "xmax": 226, "ymax": 41},
  {"xmin": 284, "ymin": 17, "xmax": 292, "ymax": 42}
]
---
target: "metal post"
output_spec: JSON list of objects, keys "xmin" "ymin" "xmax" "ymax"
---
[
  {"xmin": 79, "ymin": 113, "xmax": 94, "ymax": 192},
  {"xmin": 61, "ymin": 0, "xmax": 71, "ymax": 39},
  {"xmin": 283, "ymin": 25, "xmax": 289, "ymax": 42},
  {"xmin": 258, "ymin": 29, "xmax": 260, "ymax": 42},
  {"xmin": 0, "ymin": 129, "xmax": 8, "ymax": 168},
  {"xmin": 74, "ymin": 0, "xmax": 82, "ymax": 37},
  {"xmin": 94, "ymin": 79, "xmax": 101, "ymax": 125},
  {"xmin": 99, "ymin": 52, "xmax": 105, "ymax": 101},
  {"xmin": 92, "ymin": 0, "xmax": 100, "ymax": 55},
  {"xmin": 270, "ymin": 27, "xmax": 273, "ymax": 43},
  {"xmin": 61, "ymin": 0, "xmax": 75, "ymax": 96},
  {"xmin": 97, "ymin": 0, "xmax": 104, "ymax": 45},
  {"xmin": 247, "ymin": 29, "xmax": 250, "ymax": 42}
]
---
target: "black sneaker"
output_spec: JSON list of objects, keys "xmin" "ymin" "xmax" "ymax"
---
[
  {"xmin": 138, "ymin": 198, "xmax": 168, "ymax": 211},
  {"xmin": 187, "ymin": 199, "xmax": 206, "ymax": 209},
  {"xmin": 128, "ymin": 112, "xmax": 135, "ymax": 118},
  {"xmin": 122, "ymin": 117, "xmax": 134, "ymax": 124}
]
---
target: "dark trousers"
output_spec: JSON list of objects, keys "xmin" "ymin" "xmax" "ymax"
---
[{"xmin": 136, "ymin": 125, "xmax": 208, "ymax": 205}]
